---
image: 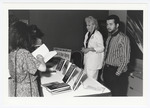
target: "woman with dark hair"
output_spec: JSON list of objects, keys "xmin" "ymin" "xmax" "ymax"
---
[{"xmin": 9, "ymin": 21, "xmax": 46, "ymax": 97}]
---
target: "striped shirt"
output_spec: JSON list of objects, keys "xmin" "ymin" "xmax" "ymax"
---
[{"xmin": 104, "ymin": 31, "xmax": 130, "ymax": 73}]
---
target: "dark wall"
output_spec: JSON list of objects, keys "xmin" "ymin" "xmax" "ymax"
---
[
  {"xmin": 9, "ymin": 10, "xmax": 29, "ymax": 20},
  {"xmin": 29, "ymin": 10, "xmax": 109, "ymax": 51}
]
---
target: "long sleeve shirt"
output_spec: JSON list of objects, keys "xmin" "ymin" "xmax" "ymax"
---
[{"xmin": 104, "ymin": 31, "xmax": 131, "ymax": 74}]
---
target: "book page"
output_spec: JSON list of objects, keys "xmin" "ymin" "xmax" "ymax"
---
[
  {"xmin": 32, "ymin": 44, "xmax": 57, "ymax": 63},
  {"xmin": 44, "ymin": 51, "xmax": 57, "ymax": 63},
  {"xmin": 32, "ymin": 44, "xmax": 49, "ymax": 58}
]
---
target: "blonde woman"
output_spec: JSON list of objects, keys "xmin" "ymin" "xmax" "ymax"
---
[{"xmin": 81, "ymin": 16, "xmax": 104, "ymax": 80}]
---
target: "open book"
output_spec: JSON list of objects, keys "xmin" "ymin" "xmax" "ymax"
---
[{"xmin": 32, "ymin": 44, "xmax": 57, "ymax": 63}]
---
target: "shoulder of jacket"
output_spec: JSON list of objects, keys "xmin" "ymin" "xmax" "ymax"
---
[
  {"xmin": 118, "ymin": 32, "xmax": 130, "ymax": 41},
  {"xmin": 94, "ymin": 30, "xmax": 102, "ymax": 36},
  {"xmin": 119, "ymin": 32, "xmax": 128, "ymax": 38}
]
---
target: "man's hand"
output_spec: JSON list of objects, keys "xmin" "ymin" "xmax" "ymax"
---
[{"xmin": 115, "ymin": 71, "xmax": 121, "ymax": 76}]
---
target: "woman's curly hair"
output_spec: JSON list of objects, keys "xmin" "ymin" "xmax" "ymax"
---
[{"xmin": 9, "ymin": 21, "xmax": 32, "ymax": 52}]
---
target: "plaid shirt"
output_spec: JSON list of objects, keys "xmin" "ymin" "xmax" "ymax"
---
[{"xmin": 104, "ymin": 31, "xmax": 131, "ymax": 73}]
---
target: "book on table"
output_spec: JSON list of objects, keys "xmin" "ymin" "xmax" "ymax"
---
[
  {"xmin": 32, "ymin": 44, "xmax": 57, "ymax": 63},
  {"xmin": 55, "ymin": 59, "xmax": 70, "ymax": 73},
  {"xmin": 55, "ymin": 58, "xmax": 66, "ymax": 71},
  {"xmin": 72, "ymin": 68, "xmax": 84, "ymax": 91},
  {"xmin": 61, "ymin": 60, "xmax": 70, "ymax": 75},
  {"xmin": 42, "ymin": 81, "xmax": 71, "ymax": 95},
  {"xmin": 62, "ymin": 64, "xmax": 76, "ymax": 83}
]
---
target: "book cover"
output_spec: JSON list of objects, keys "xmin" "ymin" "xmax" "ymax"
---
[
  {"xmin": 62, "ymin": 60, "xmax": 70, "ymax": 75},
  {"xmin": 56, "ymin": 58, "xmax": 66, "ymax": 71},
  {"xmin": 32, "ymin": 44, "xmax": 57, "ymax": 63},
  {"xmin": 53, "ymin": 47, "xmax": 72, "ymax": 61},
  {"xmin": 62, "ymin": 64, "xmax": 76, "ymax": 83},
  {"xmin": 72, "ymin": 69, "xmax": 84, "ymax": 91},
  {"xmin": 42, "ymin": 81, "xmax": 71, "ymax": 93}
]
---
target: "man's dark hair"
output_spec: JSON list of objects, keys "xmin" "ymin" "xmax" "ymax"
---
[{"xmin": 106, "ymin": 15, "xmax": 120, "ymax": 25}]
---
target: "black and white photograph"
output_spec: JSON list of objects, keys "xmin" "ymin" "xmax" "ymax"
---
[{"xmin": 0, "ymin": 1, "xmax": 149, "ymax": 108}]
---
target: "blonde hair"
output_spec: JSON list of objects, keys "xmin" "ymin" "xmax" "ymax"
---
[{"xmin": 85, "ymin": 16, "xmax": 99, "ymax": 30}]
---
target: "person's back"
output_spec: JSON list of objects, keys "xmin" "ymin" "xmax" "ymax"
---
[
  {"xmin": 9, "ymin": 21, "xmax": 46, "ymax": 97},
  {"xmin": 9, "ymin": 49, "xmax": 42, "ymax": 96}
]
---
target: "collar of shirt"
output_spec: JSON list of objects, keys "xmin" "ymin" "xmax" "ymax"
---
[
  {"xmin": 108, "ymin": 30, "xmax": 120, "ymax": 37},
  {"xmin": 88, "ymin": 29, "xmax": 95, "ymax": 37}
]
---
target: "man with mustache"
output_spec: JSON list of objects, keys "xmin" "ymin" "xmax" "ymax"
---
[{"xmin": 101, "ymin": 15, "xmax": 131, "ymax": 96}]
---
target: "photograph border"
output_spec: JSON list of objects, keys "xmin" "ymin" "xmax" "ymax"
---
[{"xmin": 0, "ymin": 1, "xmax": 150, "ymax": 108}]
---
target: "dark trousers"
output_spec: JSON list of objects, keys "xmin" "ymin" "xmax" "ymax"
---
[{"xmin": 103, "ymin": 64, "xmax": 128, "ymax": 96}]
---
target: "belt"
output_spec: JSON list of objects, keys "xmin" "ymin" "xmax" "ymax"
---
[{"xmin": 105, "ymin": 64, "xmax": 118, "ymax": 68}]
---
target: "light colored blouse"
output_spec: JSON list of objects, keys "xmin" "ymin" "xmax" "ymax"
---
[{"xmin": 83, "ymin": 30, "xmax": 104, "ymax": 70}]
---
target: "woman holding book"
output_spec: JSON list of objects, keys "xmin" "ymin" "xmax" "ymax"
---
[
  {"xmin": 81, "ymin": 16, "xmax": 104, "ymax": 80},
  {"xmin": 9, "ymin": 21, "xmax": 46, "ymax": 97}
]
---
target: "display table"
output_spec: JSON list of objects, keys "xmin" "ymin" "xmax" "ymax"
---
[{"xmin": 40, "ymin": 67, "xmax": 111, "ymax": 97}]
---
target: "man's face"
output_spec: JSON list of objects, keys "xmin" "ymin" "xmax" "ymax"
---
[{"xmin": 106, "ymin": 19, "xmax": 118, "ymax": 33}]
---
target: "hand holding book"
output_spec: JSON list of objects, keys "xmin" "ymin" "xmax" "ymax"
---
[
  {"xmin": 32, "ymin": 44, "xmax": 57, "ymax": 63},
  {"xmin": 36, "ymin": 54, "xmax": 45, "ymax": 62}
]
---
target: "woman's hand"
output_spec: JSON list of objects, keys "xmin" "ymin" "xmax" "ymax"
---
[
  {"xmin": 36, "ymin": 54, "xmax": 46, "ymax": 72},
  {"xmin": 81, "ymin": 47, "xmax": 95, "ymax": 54},
  {"xmin": 81, "ymin": 47, "xmax": 90, "ymax": 54},
  {"xmin": 36, "ymin": 54, "xmax": 45, "ymax": 63}
]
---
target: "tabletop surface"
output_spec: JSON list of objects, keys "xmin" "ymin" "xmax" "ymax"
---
[{"xmin": 40, "ymin": 66, "xmax": 111, "ymax": 97}]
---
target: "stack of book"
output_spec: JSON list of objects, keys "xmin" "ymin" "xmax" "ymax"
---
[{"xmin": 42, "ymin": 81, "xmax": 71, "ymax": 95}]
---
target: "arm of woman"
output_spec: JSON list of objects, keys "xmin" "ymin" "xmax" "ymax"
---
[
  {"xmin": 27, "ymin": 52, "xmax": 46, "ymax": 75},
  {"xmin": 36, "ymin": 54, "xmax": 46, "ymax": 72},
  {"xmin": 81, "ymin": 32, "xmax": 104, "ymax": 53}
]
